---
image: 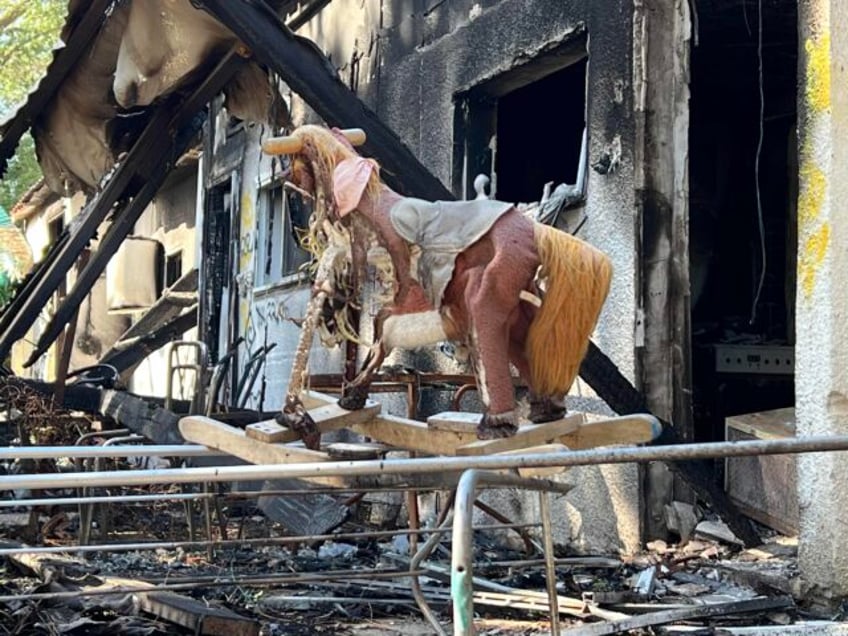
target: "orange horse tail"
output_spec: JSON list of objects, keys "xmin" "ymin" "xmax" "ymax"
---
[{"xmin": 525, "ymin": 223, "xmax": 613, "ymax": 397}]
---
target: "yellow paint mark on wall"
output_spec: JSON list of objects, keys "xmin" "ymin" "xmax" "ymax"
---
[
  {"xmin": 800, "ymin": 221, "xmax": 830, "ymax": 298},
  {"xmin": 805, "ymin": 34, "xmax": 832, "ymax": 114}
]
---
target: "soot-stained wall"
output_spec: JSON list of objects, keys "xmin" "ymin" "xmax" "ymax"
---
[{"xmin": 270, "ymin": 0, "xmax": 642, "ymax": 552}]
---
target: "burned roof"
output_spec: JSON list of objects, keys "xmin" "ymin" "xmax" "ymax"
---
[{"xmin": 0, "ymin": 0, "xmax": 293, "ymax": 197}]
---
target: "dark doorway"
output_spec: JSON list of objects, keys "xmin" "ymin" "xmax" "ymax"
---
[{"xmin": 689, "ymin": 1, "xmax": 798, "ymax": 444}]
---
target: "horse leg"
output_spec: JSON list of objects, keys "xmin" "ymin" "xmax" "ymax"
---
[
  {"xmin": 508, "ymin": 340, "xmax": 567, "ymax": 423},
  {"xmin": 278, "ymin": 246, "xmax": 346, "ymax": 450},
  {"xmin": 528, "ymin": 394, "xmax": 567, "ymax": 423},
  {"xmin": 466, "ymin": 273, "xmax": 522, "ymax": 440},
  {"xmin": 338, "ymin": 339, "xmax": 386, "ymax": 410}
]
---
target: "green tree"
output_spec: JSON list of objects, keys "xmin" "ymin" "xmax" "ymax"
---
[{"xmin": 0, "ymin": 0, "xmax": 68, "ymax": 211}]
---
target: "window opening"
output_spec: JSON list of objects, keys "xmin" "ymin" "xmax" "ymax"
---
[{"xmin": 257, "ymin": 182, "xmax": 310, "ymax": 287}]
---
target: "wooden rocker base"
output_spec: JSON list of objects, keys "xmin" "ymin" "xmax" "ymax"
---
[{"xmin": 179, "ymin": 390, "xmax": 662, "ymax": 483}]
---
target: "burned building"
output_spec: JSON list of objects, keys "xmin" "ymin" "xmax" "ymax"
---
[{"xmin": 0, "ymin": 0, "xmax": 846, "ymax": 605}]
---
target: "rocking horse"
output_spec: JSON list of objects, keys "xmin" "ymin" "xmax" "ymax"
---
[{"xmin": 262, "ymin": 126, "xmax": 612, "ymax": 449}]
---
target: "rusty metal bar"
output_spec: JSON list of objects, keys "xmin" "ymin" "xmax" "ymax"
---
[
  {"xmin": 0, "ymin": 568, "xmax": 421, "ymax": 604},
  {"xmin": 539, "ymin": 491, "xmax": 560, "ymax": 635}
]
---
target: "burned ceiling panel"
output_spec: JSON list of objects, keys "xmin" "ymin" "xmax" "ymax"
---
[{"xmin": 6, "ymin": 0, "xmax": 294, "ymax": 197}]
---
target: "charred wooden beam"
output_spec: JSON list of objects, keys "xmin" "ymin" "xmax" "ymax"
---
[
  {"xmin": 4, "ymin": 52, "xmax": 245, "ymax": 365},
  {"xmin": 99, "ymin": 307, "xmax": 198, "ymax": 375},
  {"xmin": 0, "ymin": 0, "xmax": 113, "ymax": 176},
  {"xmin": 196, "ymin": 0, "xmax": 453, "ymax": 201},
  {"xmin": 579, "ymin": 341, "xmax": 761, "ymax": 547},
  {"xmin": 559, "ymin": 595, "xmax": 793, "ymax": 635}
]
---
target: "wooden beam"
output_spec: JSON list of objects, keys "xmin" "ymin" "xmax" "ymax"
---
[
  {"xmin": 100, "ymin": 389, "xmax": 184, "ymax": 445},
  {"xmin": 99, "ymin": 307, "xmax": 198, "ymax": 375},
  {"xmin": 305, "ymin": 392, "xmax": 660, "ymax": 455},
  {"xmin": 245, "ymin": 400, "xmax": 381, "ymax": 442},
  {"xmin": 349, "ymin": 413, "xmax": 476, "ymax": 456},
  {"xmin": 560, "ymin": 414, "xmax": 661, "ymax": 450},
  {"xmin": 22, "ymin": 52, "xmax": 245, "ymax": 366},
  {"xmin": 180, "ymin": 415, "xmax": 330, "ymax": 464},
  {"xmin": 456, "ymin": 415, "xmax": 584, "ymax": 456},
  {"xmin": 178, "ymin": 413, "xmax": 458, "ymax": 488},
  {"xmin": 197, "ymin": 0, "xmax": 453, "ymax": 201}
]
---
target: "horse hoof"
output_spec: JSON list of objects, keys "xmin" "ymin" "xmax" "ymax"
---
[
  {"xmin": 529, "ymin": 395, "xmax": 567, "ymax": 423},
  {"xmin": 476, "ymin": 411, "xmax": 518, "ymax": 440},
  {"xmin": 276, "ymin": 409, "xmax": 321, "ymax": 450},
  {"xmin": 338, "ymin": 385, "xmax": 368, "ymax": 411}
]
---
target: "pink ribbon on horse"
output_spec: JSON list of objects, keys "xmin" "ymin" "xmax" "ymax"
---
[{"xmin": 333, "ymin": 157, "xmax": 377, "ymax": 218}]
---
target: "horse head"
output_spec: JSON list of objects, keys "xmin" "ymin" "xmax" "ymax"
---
[{"xmin": 263, "ymin": 126, "xmax": 372, "ymax": 227}]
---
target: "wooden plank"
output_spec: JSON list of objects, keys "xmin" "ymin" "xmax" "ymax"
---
[
  {"xmin": 348, "ymin": 413, "xmax": 476, "ymax": 456},
  {"xmin": 427, "ymin": 411, "xmax": 478, "ymax": 434},
  {"xmin": 245, "ymin": 420, "xmax": 288, "ymax": 443},
  {"xmin": 560, "ymin": 414, "xmax": 662, "ymax": 450},
  {"xmin": 725, "ymin": 414, "xmax": 798, "ymax": 535},
  {"xmin": 725, "ymin": 407, "xmax": 796, "ymax": 440},
  {"xmin": 245, "ymin": 400, "xmax": 381, "ymax": 443},
  {"xmin": 305, "ymin": 392, "xmax": 657, "ymax": 457},
  {"xmin": 179, "ymin": 416, "xmax": 330, "ymax": 465},
  {"xmin": 456, "ymin": 414, "xmax": 584, "ymax": 456}
]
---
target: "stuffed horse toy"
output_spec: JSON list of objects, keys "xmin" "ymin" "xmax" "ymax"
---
[{"xmin": 263, "ymin": 126, "xmax": 612, "ymax": 449}]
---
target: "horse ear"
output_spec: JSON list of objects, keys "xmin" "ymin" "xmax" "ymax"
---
[{"xmin": 333, "ymin": 157, "xmax": 376, "ymax": 217}]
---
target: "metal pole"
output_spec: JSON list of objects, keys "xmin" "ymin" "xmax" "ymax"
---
[
  {"xmin": 410, "ymin": 514, "xmax": 453, "ymax": 636},
  {"xmin": 539, "ymin": 491, "xmax": 560, "ymax": 635},
  {"xmin": 0, "ymin": 485, "xmax": 489, "ymax": 508},
  {"xmin": 5, "ymin": 435, "xmax": 848, "ymax": 491},
  {"xmin": 451, "ymin": 470, "xmax": 573, "ymax": 636},
  {"xmin": 1, "ymin": 445, "xmax": 223, "ymax": 460}
]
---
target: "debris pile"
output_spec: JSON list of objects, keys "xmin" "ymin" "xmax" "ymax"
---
[{"xmin": 0, "ymin": 492, "xmax": 838, "ymax": 636}]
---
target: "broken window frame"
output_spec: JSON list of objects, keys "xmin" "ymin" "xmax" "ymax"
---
[
  {"xmin": 254, "ymin": 178, "xmax": 309, "ymax": 290},
  {"xmin": 452, "ymin": 39, "xmax": 588, "ymax": 215}
]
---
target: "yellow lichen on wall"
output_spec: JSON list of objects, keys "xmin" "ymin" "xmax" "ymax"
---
[
  {"xmin": 800, "ymin": 221, "xmax": 831, "ymax": 298},
  {"xmin": 798, "ymin": 162, "xmax": 826, "ymax": 226},
  {"xmin": 805, "ymin": 34, "xmax": 832, "ymax": 115},
  {"xmin": 798, "ymin": 30, "xmax": 833, "ymax": 301}
]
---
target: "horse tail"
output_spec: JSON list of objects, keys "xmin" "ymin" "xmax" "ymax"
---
[{"xmin": 526, "ymin": 223, "xmax": 613, "ymax": 396}]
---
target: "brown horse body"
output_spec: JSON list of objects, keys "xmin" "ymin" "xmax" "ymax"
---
[
  {"xmin": 339, "ymin": 187, "xmax": 543, "ymax": 438},
  {"xmin": 269, "ymin": 126, "xmax": 612, "ymax": 447}
]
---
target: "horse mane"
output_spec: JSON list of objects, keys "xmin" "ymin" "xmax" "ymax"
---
[
  {"xmin": 526, "ymin": 224, "xmax": 613, "ymax": 396},
  {"xmin": 288, "ymin": 126, "xmax": 386, "ymax": 347}
]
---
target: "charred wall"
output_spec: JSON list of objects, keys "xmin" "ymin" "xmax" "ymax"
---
[{"xmin": 280, "ymin": 0, "xmax": 644, "ymax": 553}]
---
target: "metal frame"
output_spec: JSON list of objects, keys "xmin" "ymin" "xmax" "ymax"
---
[{"xmin": 5, "ymin": 435, "xmax": 848, "ymax": 634}]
